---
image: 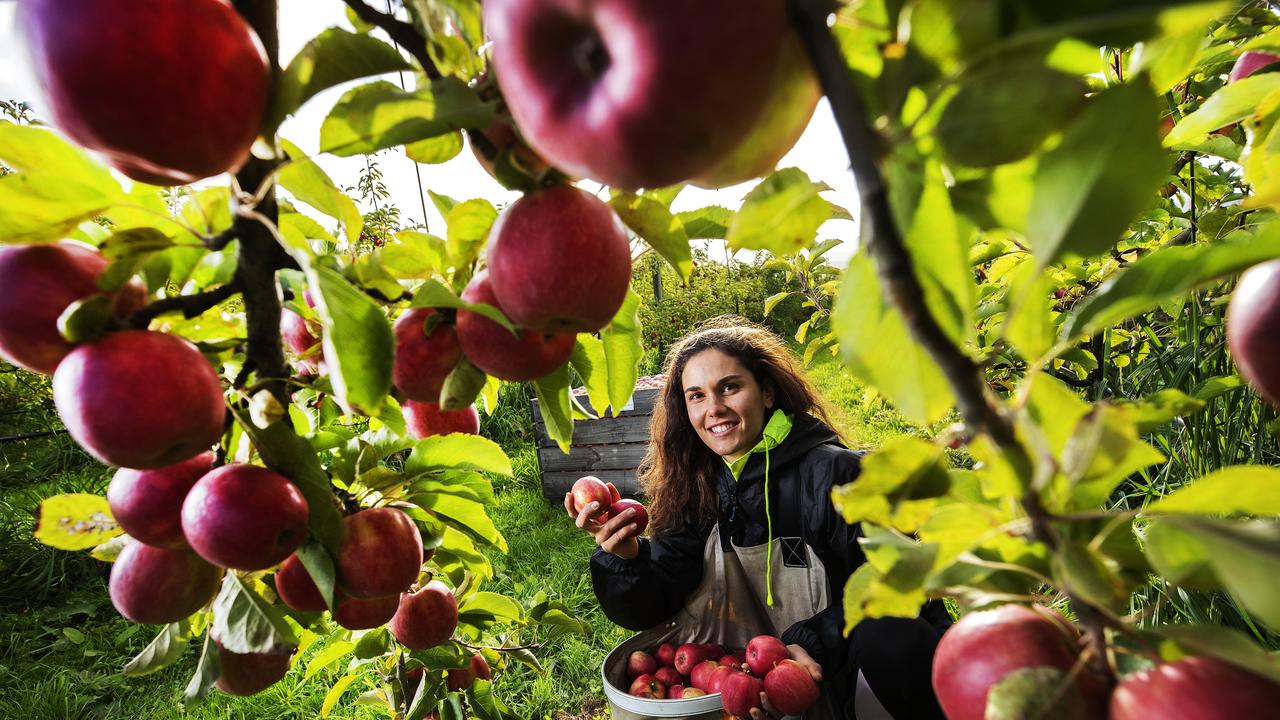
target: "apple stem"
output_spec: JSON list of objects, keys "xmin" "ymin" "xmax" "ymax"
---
[{"xmin": 340, "ymin": 0, "xmax": 442, "ymax": 79}]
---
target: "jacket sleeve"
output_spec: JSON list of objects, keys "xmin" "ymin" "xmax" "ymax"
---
[{"xmin": 590, "ymin": 518, "xmax": 709, "ymax": 631}]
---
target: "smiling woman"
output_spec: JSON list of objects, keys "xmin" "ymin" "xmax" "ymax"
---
[{"xmin": 565, "ymin": 317, "xmax": 952, "ymax": 719}]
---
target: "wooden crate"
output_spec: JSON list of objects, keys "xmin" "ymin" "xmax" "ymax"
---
[{"xmin": 531, "ymin": 387, "xmax": 660, "ymax": 502}]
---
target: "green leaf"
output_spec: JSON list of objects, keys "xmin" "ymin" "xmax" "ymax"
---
[
  {"xmin": 182, "ymin": 632, "xmax": 220, "ymax": 707},
  {"xmin": 211, "ymin": 573, "xmax": 298, "ymax": 655},
  {"xmin": 0, "ymin": 173, "xmax": 120, "ymax": 244},
  {"xmin": 305, "ymin": 639, "xmax": 356, "ymax": 680},
  {"xmin": 458, "ymin": 592, "xmax": 524, "ymax": 627},
  {"xmin": 1166, "ymin": 516, "xmax": 1280, "ymax": 631},
  {"xmin": 727, "ymin": 168, "xmax": 835, "ymax": 254},
  {"xmin": 534, "ymin": 365, "xmax": 573, "ymax": 453},
  {"xmin": 271, "ymin": 28, "xmax": 413, "ymax": 130},
  {"xmin": 833, "ymin": 254, "xmax": 955, "ymax": 425},
  {"xmin": 764, "ymin": 291, "xmax": 797, "ymax": 317},
  {"xmin": 229, "ymin": 408, "xmax": 343, "ymax": 553},
  {"xmin": 610, "ymin": 192, "xmax": 692, "ymax": 281},
  {"xmin": 985, "ymin": 666, "xmax": 1088, "ymax": 720},
  {"xmin": 1028, "ymin": 81, "xmax": 1168, "ymax": 265},
  {"xmin": 1148, "ymin": 467, "xmax": 1280, "ymax": 516},
  {"xmin": 57, "ymin": 295, "xmax": 112, "ymax": 345},
  {"xmin": 1142, "ymin": 519, "xmax": 1220, "ymax": 590},
  {"xmin": 1116, "ymin": 389, "xmax": 1206, "ymax": 434},
  {"xmin": 123, "ymin": 621, "xmax": 191, "ymax": 677},
  {"xmin": 675, "ymin": 205, "xmax": 735, "ymax": 240},
  {"xmin": 310, "ymin": 265, "xmax": 394, "ymax": 415},
  {"xmin": 409, "ymin": 279, "xmax": 517, "ymax": 331},
  {"xmin": 0, "ymin": 123, "xmax": 119, "ymax": 192},
  {"xmin": 1058, "ymin": 405, "xmax": 1165, "ymax": 511},
  {"xmin": 602, "ymin": 290, "xmax": 643, "ymax": 417},
  {"xmin": 406, "ymin": 131, "xmax": 464, "ymax": 164},
  {"xmin": 904, "ymin": 168, "xmax": 973, "ymax": 347},
  {"xmin": 937, "ymin": 65, "xmax": 1087, "ymax": 167},
  {"xmin": 295, "ymin": 540, "xmax": 337, "ymax": 611},
  {"xmin": 320, "ymin": 79, "xmax": 494, "ymax": 157},
  {"xmin": 1059, "ymin": 223, "xmax": 1280, "ymax": 344},
  {"xmin": 353, "ymin": 627, "xmax": 391, "ymax": 659},
  {"xmin": 415, "ymin": 493, "xmax": 507, "ymax": 553},
  {"xmin": 569, "ymin": 336, "xmax": 611, "ymax": 417},
  {"xmin": 831, "ymin": 437, "xmax": 949, "ymax": 531},
  {"xmin": 1165, "ymin": 73, "xmax": 1280, "ymax": 147},
  {"xmin": 444, "ymin": 199, "xmax": 497, "ymax": 268},
  {"xmin": 35, "ymin": 494, "xmax": 121, "ymax": 550},
  {"xmin": 321, "ymin": 671, "xmax": 361, "ymax": 718},
  {"xmin": 1052, "ymin": 543, "xmax": 1128, "ymax": 611},
  {"xmin": 381, "ymin": 231, "xmax": 448, "ymax": 279},
  {"xmin": 279, "ymin": 139, "xmax": 363, "ymax": 244},
  {"xmin": 1133, "ymin": 27, "xmax": 1204, "ymax": 95},
  {"xmin": 404, "ymin": 434, "xmax": 513, "ymax": 477},
  {"xmin": 841, "ymin": 562, "xmax": 926, "ymax": 634}
]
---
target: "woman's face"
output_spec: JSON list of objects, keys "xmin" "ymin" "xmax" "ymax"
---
[{"xmin": 681, "ymin": 348, "xmax": 773, "ymax": 463}]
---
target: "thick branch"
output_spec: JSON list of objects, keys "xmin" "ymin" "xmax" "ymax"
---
[
  {"xmin": 125, "ymin": 284, "xmax": 239, "ymax": 329},
  {"xmin": 341, "ymin": 0, "xmax": 441, "ymax": 79}
]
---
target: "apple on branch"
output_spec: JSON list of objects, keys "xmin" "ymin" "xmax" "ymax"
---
[
  {"xmin": 402, "ymin": 401, "xmax": 481, "ymax": 439},
  {"xmin": 180, "ymin": 464, "xmax": 310, "ymax": 572},
  {"xmin": 455, "ymin": 271, "xmax": 575, "ymax": 382},
  {"xmin": 389, "ymin": 580, "xmax": 458, "ymax": 650},
  {"xmin": 393, "ymin": 307, "xmax": 463, "ymax": 403},
  {"xmin": 108, "ymin": 540, "xmax": 222, "ymax": 625},
  {"xmin": 107, "ymin": 452, "xmax": 214, "ymax": 549}
]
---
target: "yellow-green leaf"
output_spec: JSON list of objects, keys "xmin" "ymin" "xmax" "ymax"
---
[{"xmin": 35, "ymin": 494, "xmax": 121, "ymax": 550}]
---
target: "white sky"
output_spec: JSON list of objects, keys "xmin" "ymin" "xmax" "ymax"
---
[{"xmin": 0, "ymin": 1, "xmax": 860, "ymax": 266}]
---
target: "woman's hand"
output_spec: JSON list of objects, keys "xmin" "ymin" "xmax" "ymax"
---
[
  {"xmin": 563, "ymin": 483, "xmax": 641, "ymax": 560},
  {"xmin": 747, "ymin": 645, "xmax": 822, "ymax": 719}
]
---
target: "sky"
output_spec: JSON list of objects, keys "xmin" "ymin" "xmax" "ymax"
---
[{"xmin": 0, "ymin": 1, "xmax": 861, "ymax": 266}]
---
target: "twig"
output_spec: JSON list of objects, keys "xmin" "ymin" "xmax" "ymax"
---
[
  {"xmin": 340, "ymin": 0, "xmax": 441, "ymax": 79},
  {"xmin": 125, "ymin": 284, "xmax": 239, "ymax": 329},
  {"xmin": 456, "ymin": 639, "xmax": 543, "ymax": 653},
  {"xmin": 0, "ymin": 430, "xmax": 68, "ymax": 443},
  {"xmin": 204, "ymin": 228, "xmax": 238, "ymax": 251}
]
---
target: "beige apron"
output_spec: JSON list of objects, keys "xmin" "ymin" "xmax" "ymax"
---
[{"xmin": 604, "ymin": 525, "xmax": 892, "ymax": 719}]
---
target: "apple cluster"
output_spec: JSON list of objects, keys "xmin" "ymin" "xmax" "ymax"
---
[
  {"xmin": 932, "ymin": 604, "xmax": 1280, "ymax": 718},
  {"xmin": 621, "ymin": 635, "xmax": 817, "ymax": 716},
  {"xmin": 570, "ymin": 475, "xmax": 649, "ymax": 532}
]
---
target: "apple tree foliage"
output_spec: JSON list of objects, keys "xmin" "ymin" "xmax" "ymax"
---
[{"xmin": 6, "ymin": 0, "xmax": 1280, "ymax": 716}]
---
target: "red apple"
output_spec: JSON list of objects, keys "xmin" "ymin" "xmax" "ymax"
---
[
  {"xmin": 181, "ymin": 464, "xmax": 309, "ymax": 571},
  {"xmin": 336, "ymin": 507, "xmax": 424, "ymax": 599},
  {"xmin": 18, "ymin": 0, "xmax": 269, "ymax": 185},
  {"xmin": 701, "ymin": 643, "xmax": 726, "ymax": 660},
  {"xmin": 764, "ymin": 659, "xmax": 819, "ymax": 715},
  {"xmin": 932, "ymin": 604, "xmax": 1106, "ymax": 720},
  {"xmin": 655, "ymin": 642, "xmax": 677, "ymax": 668},
  {"xmin": 571, "ymin": 476, "xmax": 613, "ymax": 522},
  {"xmin": 628, "ymin": 650, "xmax": 658, "ymax": 680},
  {"xmin": 455, "ymin": 270, "xmax": 575, "ymax": 381},
  {"xmin": 389, "ymin": 580, "xmax": 458, "ymax": 650},
  {"xmin": 402, "ymin": 401, "xmax": 480, "ymax": 439},
  {"xmin": 667, "ymin": 683, "xmax": 685, "ymax": 698},
  {"xmin": 719, "ymin": 654, "xmax": 743, "ymax": 668},
  {"xmin": 486, "ymin": 184, "xmax": 631, "ymax": 334},
  {"xmin": 608, "ymin": 499, "xmax": 649, "ymax": 534},
  {"xmin": 274, "ymin": 553, "xmax": 328, "ymax": 613},
  {"xmin": 447, "ymin": 653, "xmax": 491, "ymax": 691},
  {"xmin": 53, "ymin": 330, "xmax": 226, "ymax": 469},
  {"xmin": 690, "ymin": 660, "xmax": 719, "ymax": 692},
  {"xmin": 212, "ymin": 636, "xmax": 293, "ymax": 696},
  {"xmin": 746, "ymin": 635, "xmax": 790, "ymax": 676},
  {"xmin": 654, "ymin": 666, "xmax": 682, "ymax": 688},
  {"xmin": 107, "ymin": 452, "xmax": 214, "ymax": 549},
  {"xmin": 1228, "ymin": 260, "xmax": 1280, "ymax": 406},
  {"xmin": 471, "ymin": 114, "xmax": 555, "ymax": 189},
  {"xmin": 281, "ymin": 307, "xmax": 321, "ymax": 375},
  {"xmin": 674, "ymin": 642, "xmax": 709, "ymax": 676},
  {"xmin": 483, "ymin": 0, "xmax": 797, "ymax": 190},
  {"xmin": 1229, "ymin": 51, "xmax": 1280, "ymax": 83},
  {"xmin": 722, "ymin": 671, "xmax": 765, "ymax": 715},
  {"xmin": 393, "ymin": 307, "xmax": 462, "ymax": 403},
  {"xmin": 1111, "ymin": 655, "xmax": 1280, "ymax": 719},
  {"xmin": 332, "ymin": 591, "xmax": 399, "ymax": 630},
  {"xmin": 109, "ymin": 541, "xmax": 221, "ymax": 624},
  {"xmin": 0, "ymin": 242, "xmax": 146, "ymax": 374},
  {"xmin": 707, "ymin": 665, "xmax": 737, "ymax": 695},
  {"xmin": 628, "ymin": 673, "xmax": 666, "ymax": 699}
]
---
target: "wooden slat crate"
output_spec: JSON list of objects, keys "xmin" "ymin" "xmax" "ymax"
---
[{"xmin": 531, "ymin": 387, "xmax": 661, "ymax": 502}]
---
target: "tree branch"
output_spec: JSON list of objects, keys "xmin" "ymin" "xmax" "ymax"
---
[
  {"xmin": 0, "ymin": 430, "xmax": 68, "ymax": 443},
  {"xmin": 125, "ymin": 284, "xmax": 239, "ymax": 329},
  {"xmin": 341, "ymin": 0, "xmax": 441, "ymax": 79}
]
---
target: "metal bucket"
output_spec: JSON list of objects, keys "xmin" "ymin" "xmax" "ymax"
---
[{"xmin": 601, "ymin": 632, "xmax": 727, "ymax": 720}]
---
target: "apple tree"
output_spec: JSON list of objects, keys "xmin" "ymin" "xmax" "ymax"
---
[{"xmin": 7, "ymin": 0, "xmax": 1280, "ymax": 717}]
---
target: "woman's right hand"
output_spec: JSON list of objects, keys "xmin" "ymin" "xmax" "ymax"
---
[{"xmin": 564, "ymin": 484, "xmax": 641, "ymax": 560}]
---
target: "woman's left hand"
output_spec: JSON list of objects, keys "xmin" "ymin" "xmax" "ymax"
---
[{"xmin": 746, "ymin": 645, "xmax": 822, "ymax": 719}]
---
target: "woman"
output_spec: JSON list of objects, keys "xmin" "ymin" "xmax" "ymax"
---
[{"xmin": 566, "ymin": 318, "xmax": 950, "ymax": 719}]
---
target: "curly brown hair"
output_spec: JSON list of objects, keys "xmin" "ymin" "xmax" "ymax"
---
[{"xmin": 640, "ymin": 316, "xmax": 838, "ymax": 536}]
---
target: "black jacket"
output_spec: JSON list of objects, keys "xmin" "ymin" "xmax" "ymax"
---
[{"xmin": 590, "ymin": 414, "xmax": 950, "ymax": 718}]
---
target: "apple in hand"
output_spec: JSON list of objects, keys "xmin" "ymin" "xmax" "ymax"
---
[
  {"xmin": 0, "ymin": 242, "xmax": 146, "ymax": 374},
  {"xmin": 1228, "ymin": 260, "xmax": 1280, "ymax": 406},
  {"xmin": 1111, "ymin": 655, "xmax": 1280, "ymax": 719},
  {"xmin": 674, "ymin": 643, "xmax": 709, "ymax": 676},
  {"xmin": 336, "ymin": 507, "xmax": 424, "ymax": 599},
  {"xmin": 932, "ymin": 604, "xmax": 1106, "ymax": 720},
  {"xmin": 181, "ymin": 464, "xmax": 309, "ymax": 571},
  {"xmin": 455, "ymin": 271, "xmax": 575, "ymax": 381},
  {"xmin": 764, "ymin": 659, "xmax": 820, "ymax": 715},
  {"xmin": 655, "ymin": 642, "xmax": 677, "ymax": 668},
  {"xmin": 393, "ymin": 307, "xmax": 462, "ymax": 402},
  {"xmin": 628, "ymin": 673, "xmax": 666, "ymax": 699},
  {"xmin": 627, "ymin": 650, "xmax": 658, "ymax": 680},
  {"xmin": 109, "ymin": 541, "xmax": 222, "ymax": 624},
  {"xmin": 403, "ymin": 401, "xmax": 480, "ymax": 439},
  {"xmin": 746, "ymin": 635, "xmax": 791, "ymax": 676},
  {"xmin": 53, "ymin": 330, "xmax": 226, "ymax": 469},
  {"xmin": 721, "ymin": 670, "xmax": 765, "ymax": 715},
  {"xmin": 389, "ymin": 580, "xmax": 458, "ymax": 650},
  {"xmin": 332, "ymin": 591, "xmax": 399, "ymax": 630},
  {"xmin": 213, "ymin": 637, "xmax": 294, "ymax": 696},
  {"xmin": 107, "ymin": 452, "xmax": 214, "ymax": 549},
  {"xmin": 18, "ymin": 0, "xmax": 269, "ymax": 185},
  {"xmin": 483, "ymin": 0, "xmax": 796, "ymax": 190},
  {"xmin": 608, "ymin": 499, "xmax": 649, "ymax": 534},
  {"xmin": 486, "ymin": 184, "xmax": 631, "ymax": 334},
  {"xmin": 571, "ymin": 476, "xmax": 613, "ymax": 522}
]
